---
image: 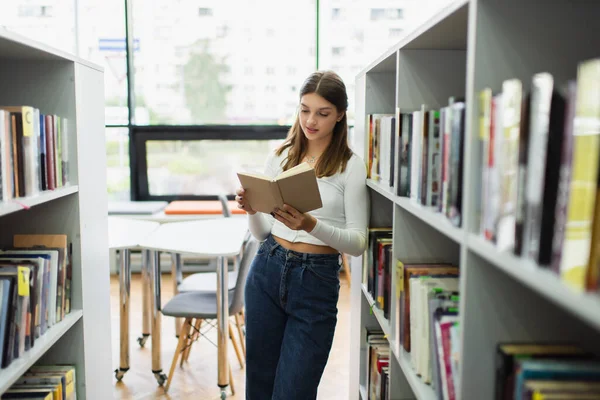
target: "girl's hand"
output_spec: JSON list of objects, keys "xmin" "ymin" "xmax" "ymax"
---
[
  {"xmin": 235, "ymin": 187, "xmax": 256, "ymax": 215},
  {"xmin": 272, "ymin": 204, "xmax": 317, "ymax": 232}
]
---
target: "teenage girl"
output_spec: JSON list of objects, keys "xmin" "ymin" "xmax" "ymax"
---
[{"xmin": 235, "ymin": 70, "xmax": 369, "ymax": 400}]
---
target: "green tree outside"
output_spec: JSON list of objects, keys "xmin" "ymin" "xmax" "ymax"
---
[{"xmin": 183, "ymin": 39, "xmax": 230, "ymax": 123}]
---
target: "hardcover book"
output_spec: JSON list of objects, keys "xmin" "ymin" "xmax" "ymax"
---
[{"xmin": 237, "ymin": 162, "xmax": 322, "ymax": 214}]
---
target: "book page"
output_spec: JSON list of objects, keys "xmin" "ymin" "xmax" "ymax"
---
[{"xmin": 276, "ymin": 162, "xmax": 311, "ymax": 180}]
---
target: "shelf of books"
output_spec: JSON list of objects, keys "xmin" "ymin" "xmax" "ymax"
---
[
  {"xmin": 0, "ymin": 310, "xmax": 83, "ymax": 393},
  {"xmin": 350, "ymin": 0, "xmax": 600, "ymax": 399},
  {"xmin": 0, "ymin": 30, "xmax": 112, "ymax": 399}
]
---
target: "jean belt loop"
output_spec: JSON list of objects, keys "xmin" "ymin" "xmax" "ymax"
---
[
  {"xmin": 269, "ymin": 241, "xmax": 280, "ymax": 256},
  {"xmin": 302, "ymin": 252, "xmax": 309, "ymax": 262}
]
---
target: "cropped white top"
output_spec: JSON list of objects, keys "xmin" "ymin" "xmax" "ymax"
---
[{"xmin": 247, "ymin": 147, "xmax": 369, "ymax": 257}]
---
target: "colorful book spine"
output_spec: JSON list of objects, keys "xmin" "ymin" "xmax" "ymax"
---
[{"xmin": 559, "ymin": 58, "xmax": 600, "ymax": 290}]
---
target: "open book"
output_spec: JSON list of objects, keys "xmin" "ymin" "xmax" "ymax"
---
[{"xmin": 237, "ymin": 162, "xmax": 323, "ymax": 214}]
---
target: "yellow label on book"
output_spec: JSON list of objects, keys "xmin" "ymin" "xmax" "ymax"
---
[
  {"xmin": 21, "ymin": 106, "xmax": 34, "ymax": 137},
  {"xmin": 18, "ymin": 266, "xmax": 30, "ymax": 296},
  {"xmin": 396, "ymin": 260, "xmax": 404, "ymax": 297}
]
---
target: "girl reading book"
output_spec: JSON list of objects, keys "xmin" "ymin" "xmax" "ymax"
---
[{"xmin": 235, "ymin": 70, "xmax": 369, "ymax": 400}]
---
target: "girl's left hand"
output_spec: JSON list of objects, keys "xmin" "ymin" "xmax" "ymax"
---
[{"xmin": 272, "ymin": 204, "xmax": 317, "ymax": 232}]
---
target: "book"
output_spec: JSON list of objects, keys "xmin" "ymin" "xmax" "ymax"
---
[
  {"xmin": 559, "ymin": 58, "xmax": 600, "ymax": 290},
  {"xmin": 495, "ymin": 343, "xmax": 590, "ymax": 400},
  {"xmin": 237, "ymin": 162, "xmax": 322, "ymax": 214}
]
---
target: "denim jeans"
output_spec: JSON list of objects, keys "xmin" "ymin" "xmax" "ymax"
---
[{"xmin": 244, "ymin": 234, "xmax": 342, "ymax": 400}]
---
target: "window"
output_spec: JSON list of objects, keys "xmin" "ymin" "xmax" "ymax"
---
[
  {"xmin": 17, "ymin": 5, "xmax": 53, "ymax": 18},
  {"xmin": 370, "ymin": 8, "xmax": 403, "ymax": 21},
  {"xmin": 130, "ymin": 127, "xmax": 288, "ymax": 199},
  {"xmin": 198, "ymin": 8, "xmax": 213, "ymax": 17},
  {"xmin": 331, "ymin": 46, "xmax": 345, "ymax": 56},
  {"xmin": 3, "ymin": 0, "xmax": 455, "ymax": 200},
  {"xmin": 1, "ymin": 2, "xmax": 76, "ymax": 54},
  {"xmin": 132, "ymin": 0, "xmax": 316, "ymax": 125},
  {"xmin": 145, "ymin": 139, "xmax": 283, "ymax": 196},
  {"xmin": 105, "ymin": 128, "xmax": 131, "ymax": 201},
  {"xmin": 370, "ymin": 8, "xmax": 386, "ymax": 20},
  {"xmin": 390, "ymin": 28, "xmax": 404, "ymax": 37}
]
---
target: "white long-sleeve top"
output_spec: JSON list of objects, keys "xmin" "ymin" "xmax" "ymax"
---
[{"xmin": 247, "ymin": 147, "xmax": 369, "ymax": 257}]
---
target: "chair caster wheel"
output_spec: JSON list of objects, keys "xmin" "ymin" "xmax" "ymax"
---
[
  {"xmin": 220, "ymin": 390, "xmax": 227, "ymax": 399},
  {"xmin": 137, "ymin": 334, "xmax": 150, "ymax": 347},
  {"xmin": 114, "ymin": 368, "xmax": 128, "ymax": 381},
  {"xmin": 154, "ymin": 371, "xmax": 167, "ymax": 386}
]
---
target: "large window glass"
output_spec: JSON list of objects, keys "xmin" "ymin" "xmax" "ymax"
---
[
  {"xmin": 0, "ymin": 0, "xmax": 77, "ymax": 55},
  {"xmin": 105, "ymin": 128, "xmax": 131, "ymax": 201},
  {"xmin": 318, "ymin": 0, "xmax": 455, "ymax": 125},
  {"xmin": 146, "ymin": 139, "xmax": 284, "ymax": 196},
  {"xmin": 77, "ymin": 0, "xmax": 129, "ymax": 125},
  {"xmin": 131, "ymin": 0, "xmax": 317, "ymax": 126}
]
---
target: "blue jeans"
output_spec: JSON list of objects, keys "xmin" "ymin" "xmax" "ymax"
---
[{"xmin": 244, "ymin": 234, "xmax": 341, "ymax": 400}]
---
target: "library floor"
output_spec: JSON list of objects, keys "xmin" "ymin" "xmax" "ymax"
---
[{"xmin": 110, "ymin": 271, "xmax": 351, "ymax": 399}]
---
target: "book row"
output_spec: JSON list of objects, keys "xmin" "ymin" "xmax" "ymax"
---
[
  {"xmin": 2, "ymin": 364, "xmax": 76, "ymax": 399},
  {"xmin": 364, "ymin": 232, "xmax": 600, "ymax": 400},
  {"xmin": 477, "ymin": 57, "xmax": 600, "ymax": 294},
  {"xmin": 496, "ymin": 343, "xmax": 600, "ymax": 400},
  {"xmin": 0, "ymin": 234, "xmax": 72, "ymax": 370},
  {"xmin": 363, "ymin": 229, "xmax": 461, "ymax": 399},
  {"xmin": 367, "ymin": 95, "xmax": 465, "ymax": 227},
  {"xmin": 0, "ymin": 106, "xmax": 70, "ymax": 202}
]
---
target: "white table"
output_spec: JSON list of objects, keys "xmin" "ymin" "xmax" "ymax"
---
[
  {"xmin": 107, "ymin": 217, "xmax": 160, "ymax": 383},
  {"xmin": 138, "ymin": 217, "xmax": 249, "ymax": 395}
]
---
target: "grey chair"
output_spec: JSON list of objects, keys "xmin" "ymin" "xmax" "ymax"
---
[{"xmin": 161, "ymin": 236, "xmax": 259, "ymax": 393}]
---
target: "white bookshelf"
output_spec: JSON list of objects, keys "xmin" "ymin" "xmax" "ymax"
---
[
  {"xmin": 0, "ymin": 30, "xmax": 112, "ymax": 399},
  {"xmin": 350, "ymin": 0, "xmax": 600, "ymax": 399}
]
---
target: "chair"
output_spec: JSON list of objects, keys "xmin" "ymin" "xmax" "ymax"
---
[
  {"xmin": 177, "ymin": 194, "xmax": 239, "ymax": 293},
  {"xmin": 161, "ymin": 237, "xmax": 259, "ymax": 393}
]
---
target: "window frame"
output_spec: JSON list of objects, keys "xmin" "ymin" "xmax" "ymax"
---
[
  {"xmin": 117, "ymin": 0, "xmax": 318, "ymax": 201},
  {"xmin": 129, "ymin": 125, "xmax": 289, "ymax": 201}
]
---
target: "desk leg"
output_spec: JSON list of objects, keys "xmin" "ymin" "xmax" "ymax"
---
[
  {"xmin": 150, "ymin": 250, "xmax": 166, "ymax": 386},
  {"xmin": 115, "ymin": 249, "xmax": 131, "ymax": 382},
  {"xmin": 216, "ymin": 255, "xmax": 229, "ymax": 398},
  {"xmin": 138, "ymin": 250, "xmax": 151, "ymax": 348},
  {"xmin": 171, "ymin": 253, "xmax": 183, "ymax": 336}
]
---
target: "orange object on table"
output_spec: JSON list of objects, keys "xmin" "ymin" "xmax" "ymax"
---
[{"xmin": 164, "ymin": 200, "xmax": 245, "ymax": 215}]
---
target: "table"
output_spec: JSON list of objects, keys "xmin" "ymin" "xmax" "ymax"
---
[
  {"xmin": 138, "ymin": 217, "xmax": 249, "ymax": 395},
  {"xmin": 107, "ymin": 217, "xmax": 160, "ymax": 383}
]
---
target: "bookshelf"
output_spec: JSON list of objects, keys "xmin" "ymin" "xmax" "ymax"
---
[
  {"xmin": 0, "ymin": 29, "xmax": 112, "ymax": 399},
  {"xmin": 350, "ymin": 0, "xmax": 600, "ymax": 399}
]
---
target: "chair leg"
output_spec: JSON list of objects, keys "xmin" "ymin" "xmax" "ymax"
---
[
  {"xmin": 165, "ymin": 318, "xmax": 193, "ymax": 392},
  {"xmin": 229, "ymin": 364, "xmax": 235, "ymax": 395},
  {"xmin": 182, "ymin": 319, "xmax": 202, "ymax": 365},
  {"xmin": 229, "ymin": 322, "xmax": 244, "ymax": 368},
  {"xmin": 341, "ymin": 253, "xmax": 351, "ymax": 287},
  {"xmin": 234, "ymin": 312, "xmax": 245, "ymax": 357}
]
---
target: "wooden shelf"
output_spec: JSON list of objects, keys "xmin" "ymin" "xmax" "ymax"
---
[
  {"xmin": 395, "ymin": 196, "xmax": 463, "ymax": 243},
  {"xmin": 468, "ymin": 234, "xmax": 600, "ymax": 332},
  {"xmin": 0, "ymin": 310, "xmax": 83, "ymax": 393},
  {"xmin": 0, "ymin": 185, "xmax": 79, "ymax": 217}
]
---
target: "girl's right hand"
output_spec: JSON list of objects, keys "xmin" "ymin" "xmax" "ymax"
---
[{"xmin": 235, "ymin": 187, "xmax": 256, "ymax": 215}]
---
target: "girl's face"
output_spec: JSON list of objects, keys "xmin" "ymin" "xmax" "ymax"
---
[{"xmin": 299, "ymin": 93, "xmax": 344, "ymax": 144}]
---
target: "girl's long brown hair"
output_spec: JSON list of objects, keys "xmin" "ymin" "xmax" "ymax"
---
[{"xmin": 276, "ymin": 70, "xmax": 353, "ymax": 178}]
